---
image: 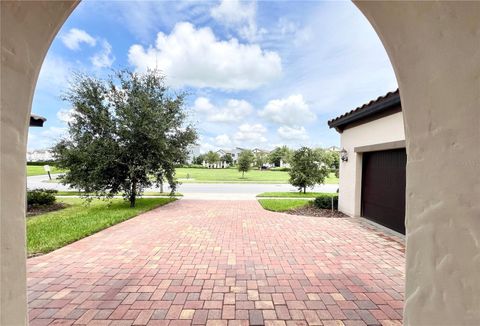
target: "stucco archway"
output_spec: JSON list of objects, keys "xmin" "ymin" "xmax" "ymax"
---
[{"xmin": 1, "ymin": 1, "xmax": 479, "ymax": 325}]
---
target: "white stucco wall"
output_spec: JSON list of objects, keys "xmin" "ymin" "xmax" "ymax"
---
[{"xmin": 338, "ymin": 111, "xmax": 405, "ymax": 216}]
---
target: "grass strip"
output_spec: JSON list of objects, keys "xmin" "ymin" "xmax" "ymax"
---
[{"xmin": 27, "ymin": 197, "xmax": 175, "ymax": 256}]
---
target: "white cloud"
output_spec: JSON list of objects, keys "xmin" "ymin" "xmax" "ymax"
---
[
  {"xmin": 193, "ymin": 97, "xmax": 253, "ymax": 123},
  {"xmin": 259, "ymin": 94, "xmax": 316, "ymax": 126},
  {"xmin": 27, "ymin": 127, "xmax": 68, "ymax": 151},
  {"xmin": 91, "ymin": 40, "xmax": 115, "ymax": 68},
  {"xmin": 61, "ymin": 28, "xmax": 96, "ymax": 50},
  {"xmin": 199, "ymin": 142, "xmax": 216, "ymax": 154},
  {"xmin": 36, "ymin": 55, "xmax": 71, "ymax": 93},
  {"xmin": 215, "ymin": 134, "xmax": 232, "ymax": 147},
  {"xmin": 211, "ymin": 0, "xmax": 262, "ymax": 41},
  {"xmin": 56, "ymin": 108, "xmax": 75, "ymax": 124},
  {"xmin": 277, "ymin": 125, "xmax": 309, "ymax": 141},
  {"xmin": 276, "ymin": 18, "xmax": 312, "ymax": 47},
  {"xmin": 192, "ymin": 97, "xmax": 215, "ymax": 114},
  {"xmin": 128, "ymin": 22, "xmax": 281, "ymax": 90},
  {"xmin": 234, "ymin": 123, "xmax": 267, "ymax": 143}
]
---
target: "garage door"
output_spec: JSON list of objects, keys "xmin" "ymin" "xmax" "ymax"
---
[{"xmin": 361, "ymin": 148, "xmax": 406, "ymax": 234}]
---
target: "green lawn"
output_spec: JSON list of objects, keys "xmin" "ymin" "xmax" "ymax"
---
[
  {"xmin": 175, "ymin": 167, "xmax": 339, "ymax": 184},
  {"xmin": 27, "ymin": 197, "xmax": 175, "ymax": 256},
  {"xmin": 27, "ymin": 165, "xmax": 339, "ymax": 184},
  {"xmin": 258, "ymin": 199, "xmax": 311, "ymax": 212},
  {"xmin": 27, "ymin": 165, "xmax": 65, "ymax": 177},
  {"xmin": 257, "ymin": 192, "xmax": 336, "ymax": 198}
]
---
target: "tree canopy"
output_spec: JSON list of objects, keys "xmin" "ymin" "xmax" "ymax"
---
[
  {"xmin": 53, "ymin": 69, "xmax": 197, "ymax": 207},
  {"xmin": 268, "ymin": 146, "xmax": 292, "ymax": 166},
  {"xmin": 237, "ymin": 150, "xmax": 255, "ymax": 178},
  {"xmin": 221, "ymin": 153, "xmax": 234, "ymax": 165},
  {"xmin": 254, "ymin": 152, "xmax": 268, "ymax": 169},
  {"xmin": 289, "ymin": 147, "xmax": 329, "ymax": 193},
  {"xmin": 205, "ymin": 151, "xmax": 221, "ymax": 164}
]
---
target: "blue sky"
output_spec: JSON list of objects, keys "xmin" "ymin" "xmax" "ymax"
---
[{"xmin": 28, "ymin": 0, "xmax": 397, "ymax": 152}]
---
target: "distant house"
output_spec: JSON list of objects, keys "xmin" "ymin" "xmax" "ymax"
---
[
  {"xmin": 215, "ymin": 147, "xmax": 247, "ymax": 165},
  {"xmin": 186, "ymin": 145, "xmax": 201, "ymax": 164},
  {"xmin": 328, "ymin": 89, "xmax": 406, "ymax": 234},
  {"xmin": 27, "ymin": 149, "xmax": 54, "ymax": 162},
  {"xmin": 327, "ymin": 146, "xmax": 340, "ymax": 152}
]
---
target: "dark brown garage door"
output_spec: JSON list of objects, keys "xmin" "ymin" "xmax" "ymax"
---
[{"xmin": 361, "ymin": 148, "xmax": 406, "ymax": 234}]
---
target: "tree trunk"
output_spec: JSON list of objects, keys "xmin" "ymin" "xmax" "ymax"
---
[
  {"xmin": 242, "ymin": 171, "xmax": 245, "ymax": 178},
  {"xmin": 160, "ymin": 180, "xmax": 164, "ymax": 193},
  {"xmin": 130, "ymin": 178, "xmax": 137, "ymax": 208},
  {"xmin": 303, "ymin": 186, "xmax": 306, "ymax": 194}
]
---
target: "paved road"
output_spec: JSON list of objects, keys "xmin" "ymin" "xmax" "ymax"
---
[
  {"xmin": 27, "ymin": 174, "xmax": 339, "ymax": 199},
  {"xmin": 28, "ymin": 199, "xmax": 404, "ymax": 325}
]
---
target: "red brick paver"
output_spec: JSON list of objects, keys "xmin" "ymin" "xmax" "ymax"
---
[{"xmin": 28, "ymin": 200, "xmax": 405, "ymax": 325}]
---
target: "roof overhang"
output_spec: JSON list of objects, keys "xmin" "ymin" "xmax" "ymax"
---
[
  {"xmin": 328, "ymin": 90, "xmax": 401, "ymax": 133},
  {"xmin": 30, "ymin": 114, "xmax": 46, "ymax": 127}
]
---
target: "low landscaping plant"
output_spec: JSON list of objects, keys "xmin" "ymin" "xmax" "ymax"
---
[
  {"xmin": 27, "ymin": 188, "xmax": 58, "ymax": 207},
  {"xmin": 269, "ymin": 167, "xmax": 290, "ymax": 172},
  {"xmin": 313, "ymin": 193, "xmax": 338, "ymax": 210}
]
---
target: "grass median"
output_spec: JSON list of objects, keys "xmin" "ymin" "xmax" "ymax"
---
[{"xmin": 27, "ymin": 197, "xmax": 176, "ymax": 256}]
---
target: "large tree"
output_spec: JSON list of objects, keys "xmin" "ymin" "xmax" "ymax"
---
[
  {"xmin": 289, "ymin": 147, "xmax": 329, "ymax": 193},
  {"xmin": 53, "ymin": 69, "xmax": 197, "ymax": 207},
  {"xmin": 237, "ymin": 150, "xmax": 254, "ymax": 178}
]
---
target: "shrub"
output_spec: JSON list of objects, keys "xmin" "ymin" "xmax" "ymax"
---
[
  {"xmin": 27, "ymin": 189, "xmax": 57, "ymax": 207},
  {"xmin": 270, "ymin": 167, "xmax": 290, "ymax": 172},
  {"xmin": 314, "ymin": 194, "xmax": 338, "ymax": 210}
]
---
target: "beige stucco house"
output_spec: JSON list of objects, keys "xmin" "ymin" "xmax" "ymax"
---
[{"xmin": 328, "ymin": 90, "xmax": 406, "ymax": 234}]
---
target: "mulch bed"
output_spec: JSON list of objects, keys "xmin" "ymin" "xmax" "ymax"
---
[
  {"xmin": 288, "ymin": 205, "xmax": 348, "ymax": 218},
  {"xmin": 27, "ymin": 203, "xmax": 68, "ymax": 218}
]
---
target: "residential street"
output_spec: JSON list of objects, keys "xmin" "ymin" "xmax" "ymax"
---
[{"xmin": 27, "ymin": 174, "xmax": 339, "ymax": 199}]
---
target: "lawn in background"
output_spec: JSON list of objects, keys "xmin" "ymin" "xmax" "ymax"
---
[
  {"xmin": 258, "ymin": 199, "xmax": 311, "ymax": 212},
  {"xmin": 27, "ymin": 197, "xmax": 175, "ymax": 256},
  {"xmin": 256, "ymin": 192, "xmax": 337, "ymax": 198},
  {"xmin": 175, "ymin": 167, "xmax": 339, "ymax": 184},
  {"xmin": 27, "ymin": 164, "xmax": 66, "ymax": 177},
  {"xmin": 27, "ymin": 165, "xmax": 340, "ymax": 184}
]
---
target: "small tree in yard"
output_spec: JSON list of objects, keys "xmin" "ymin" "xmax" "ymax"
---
[
  {"xmin": 289, "ymin": 147, "xmax": 329, "ymax": 193},
  {"xmin": 268, "ymin": 145, "xmax": 291, "ymax": 167},
  {"xmin": 254, "ymin": 152, "xmax": 267, "ymax": 169},
  {"xmin": 205, "ymin": 151, "xmax": 220, "ymax": 166},
  {"xmin": 221, "ymin": 153, "xmax": 234, "ymax": 165},
  {"xmin": 238, "ymin": 150, "xmax": 254, "ymax": 178},
  {"xmin": 193, "ymin": 154, "xmax": 206, "ymax": 165},
  {"xmin": 53, "ymin": 69, "xmax": 197, "ymax": 207}
]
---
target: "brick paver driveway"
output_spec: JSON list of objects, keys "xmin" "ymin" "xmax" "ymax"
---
[{"xmin": 28, "ymin": 200, "xmax": 404, "ymax": 326}]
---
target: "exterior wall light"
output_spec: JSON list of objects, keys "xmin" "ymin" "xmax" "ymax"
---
[{"xmin": 340, "ymin": 148, "xmax": 348, "ymax": 162}]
